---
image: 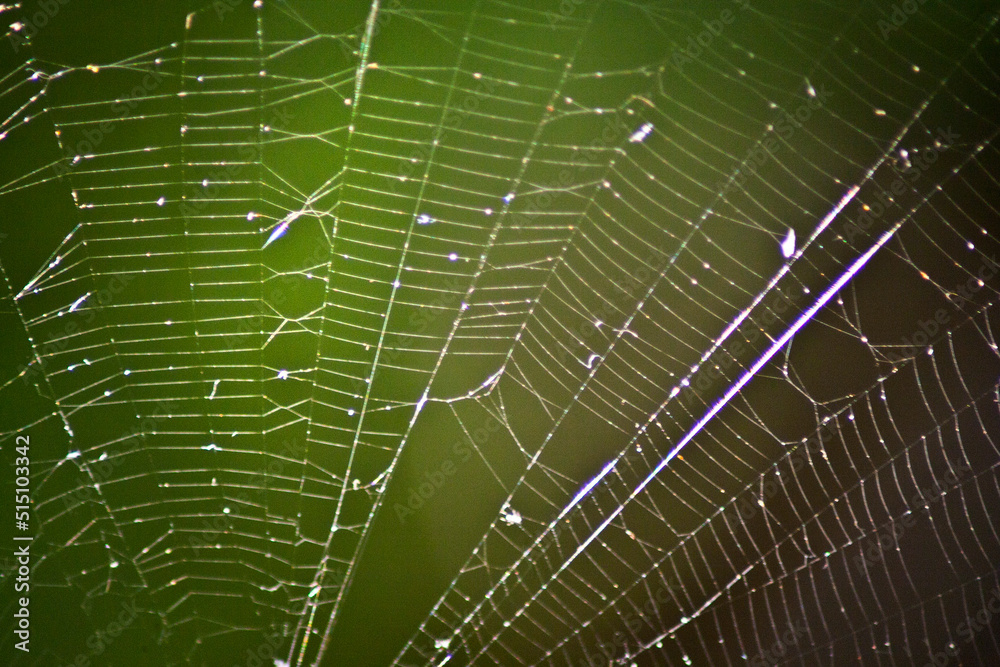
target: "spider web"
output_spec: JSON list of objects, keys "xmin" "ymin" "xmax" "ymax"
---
[{"xmin": 1, "ymin": 1, "xmax": 999, "ymax": 666}]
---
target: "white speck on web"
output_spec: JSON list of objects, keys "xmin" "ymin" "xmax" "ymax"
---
[
  {"xmin": 781, "ymin": 228, "xmax": 796, "ymax": 258},
  {"xmin": 500, "ymin": 507, "xmax": 521, "ymax": 525},
  {"xmin": 68, "ymin": 292, "xmax": 90, "ymax": 313},
  {"xmin": 629, "ymin": 122, "xmax": 653, "ymax": 143}
]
